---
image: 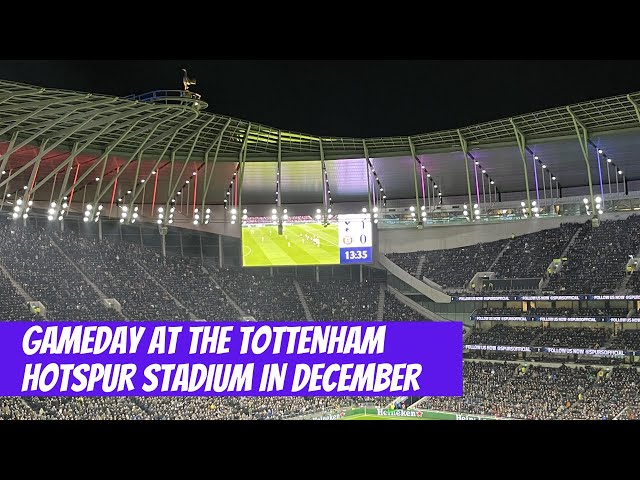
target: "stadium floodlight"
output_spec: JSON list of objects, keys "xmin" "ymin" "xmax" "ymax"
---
[
  {"xmin": 207, "ymin": 208, "xmax": 211, "ymax": 214},
  {"xmin": 132, "ymin": 213, "xmax": 138, "ymax": 219},
  {"xmin": 168, "ymin": 219, "xmax": 173, "ymax": 224},
  {"xmin": 426, "ymin": 173, "xmax": 431, "ymax": 178},
  {"xmin": 490, "ymin": 180, "xmax": 495, "ymax": 185},
  {"xmin": 157, "ymin": 219, "xmax": 162, "ymax": 224},
  {"xmin": 0, "ymin": 170, "xmax": 4, "ymax": 175},
  {"xmin": 193, "ymin": 172, "xmax": 197, "ymax": 176},
  {"xmin": 194, "ymin": 214, "xmax": 199, "ymax": 220},
  {"xmin": 122, "ymin": 206, "xmax": 128, "ymax": 212},
  {"xmin": 13, "ymin": 206, "xmax": 19, "ymax": 213},
  {"xmin": 127, "ymin": 190, "xmax": 132, "ymax": 194},
  {"xmin": 47, "ymin": 215, "xmax": 53, "ymax": 221},
  {"xmin": 98, "ymin": 205, "xmax": 103, "ymax": 211},
  {"xmin": 374, "ymin": 219, "xmax": 378, "ymax": 224},
  {"xmin": 316, "ymin": 209, "xmax": 321, "ymax": 214},
  {"xmin": 542, "ymin": 165, "xmax": 547, "ymax": 169},
  {"xmin": 185, "ymin": 180, "xmax": 189, "ymax": 185},
  {"xmin": 194, "ymin": 208, "xmax": 199, "ymax": 214},
  {"xmin": 409, "ymin": 206, "xmax": 415, "ymax": 212},
  {"xmin": 178, "ymin": 191, "xmax": 182, "ymax": 195},
  {"xmin": 482, "ymin": 169, "xmax": 486, "ymax": 174},
  {"xmin": 27, "ymin": 200, "xmax": 33, "ymax": 206},
  {"xmin": 315, "ymin": 214, "xmax": 321, "ymax": 220},
  {"xmin": 421, "ymin": 212, "xmax": 426, "ymax": 218},
  {"xmin": 362, "ymin": 207, "xmax": 367, "ymax": 213},
  {"xmin": 534, "ymin": 156, "xmax": 539, "ymax": 160},
  {"xmin": 598, "ymin": 210, "xmax": 604, "ymax": 215},
  {"xmin": 474, "ymin": 209, "xmax": 480, "ymax": 215},
  {"xmin": 374, "ymin": 213, "xmax": 379, "ymax": 219},
  {"xmin": 158, "ymin": 207, "xmax": 164, "ymax": 213},
  {"xmin": 551, "ymin": 176, "xmax": 556, "ymax": 181},
  {"xmin": 25, "ymin": 208, "xmax": 29, "ymax": 213},
  {"xmin": 48, "ymin": 208, "xmax": 55, "ymax": 215},
  {"xmin": 83, "ymin": 216, "xmax": 88, "ymax": 222},
  {"xmin": 23, "ymin": 186, "xmax": 27, "ymax": 190},
  {"xmin": 607, "ymin": 158, "xmax": 612, "ymax": 163},
  {"xmin": 119, "ymin": 218, "xmax": 125, "ymax": 223},
  {"xmin": 433, "ymin": 185, "xmax": 438, "ymax": 189},
  {"xmin": 373, "ymin": 207, "xmax": 379, "ymax": 213},
  {"xmin": 95, "ymin": 177, "xmax": 100, "ymax": 182},
  {"xmin": 84, "ymin": 211, "xmax": 90, "ymax": 217},
  {"xmin": 169, "ymin": 214, "xmax": 173, "ymax": 219},
  {"xmin": 438, "ymin": 192, "xmax": 442, "ymax": 196},
  {"xmin": 151, "ymin": 170, "xmax": 156, "ymax": 175},
  {"xmin": 231, "ymin": 209, "xmax": 237, "ymax": 215},
  {"xmin": 473, "ymin": 204, "xmax": 478, "ymax": 209},
  {"xmin": 11, "ymin": 212, "xmax": 18, "ymax": 219},
  {"xmin": 475, "ymin": 215, "xmax": 480, "ymax": 220},
  {"xmin": 618, "ymin": 170, "xmax": 623, "ymax": 175},
  {"xmin": 380, "ymin": 187, "xmax": 384, "ymax": 192},
  {"xmin": 532, "ymin": 201, "xmax": 537, "ymax": 207},
  {"xmin": 532, "ymin": 207, "xmax": 539, "ymax": 213},
  {"xmin": 474, "ymin": 161, "xmax": 479, "ymax": 165},
  {"xmin": 141, "ymin": 179, "xmax": 145, "ymax": 183},
  {"xmin": 595, "ymin": 196, "xmax": 602, "ymax": 204},
  {"xmin": 463, "ymin": 211, "xmax": 469, "ymax": 216},
  {"xmin": 170, "ymin": 207, "xmax": 175, "ymax": 213},
  {"xmin": 463, "ymin": 204, "xmax": 468, "ymax": 210},
  {"xmin": 598, "ymin": 149, "xmax": 603, "ymax": 154},
  {"xmin": 535, "ymin": 213, "xmax": 540, "ymax": 218},
  {"xmin": 58, "ymin": 216, "xmax": 63, "ymax": 221},
  {"xmin": 193, "ymin": 220, "xmax": 198, "ymax": 225},
  {"xmin": 205, "ymin": 214, "xmax": 210, "ymax": 219},
  {"xmin": 242, "ymin": 214, "xmax": 247, "ymax": 220},
  {"xmin": 283, "ymin": 214, "xmax": 289, "ymax": 220},
  {"xmin": 205, "ymin": 220, "xmax": 209, "ymax": 225},
  {"xmin": 62, "ymin": 202, "xmax": 68, "ymax": 209},
  {"xmin": 271, "ymin": 214, "xmax": 277, "ymax": 220},
  {"xmin": 382, "ymin": 195, "xmax": 386, "ymax": 199},
  {"xmin": 6, "ymin": 193, "xmax": 11, "ymax": 198},
  {"xmin": 86, "ymin": 204, "xmax": 93, "ymax": 210},
  {"xmin": 411, "ymin": 212, "xmax": 415, "ymax": 217},
  {"xmin": 583, "ymin": 198, "xmax": 589, "ymax": 204},
  {"xmin": 16, "ymin": 199, "xmax": 23, "ymax": 206},
  {"xmin": 131, "ymin": 218, "xmax": 135, "ymax": 224},
  {"xmin": 521, "ymin": 202, "xmax": 526, "ymax": 207},
  {"xmin": 121, "ymin": 212, "xmax": 127, "ymax": 218},
  {"xmin": 231, "ymin": 220, "xmax": 236, "ymax": 225}
]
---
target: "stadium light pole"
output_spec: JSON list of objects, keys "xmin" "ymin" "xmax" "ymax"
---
[
  {"xmin": 456, "ymin": 130, "xmax": 474, "ymax": 222},
  {"xmin": 407, "ymin": 138, "xmax": 422, "ymax": 226},
  {"xmin": 511, "ymin": 119, "xmax": 532, "ymax": 218},
  {"xmin": 200, "ymin": 119, "xmax": 231, "ymax": 223},
  {"xmin": 363, "ymin": 140, "xmax": 373, "ymax": 218},
  {"xmin": 320, "ymin": 137, "xmax": 328, "ymax": 224},
  {"xmin": 567, "ymin": 108, "xmax": 596, "ymax": 220},
  {"xmin": 237, "ymin": 123, "xmax": 252, "ymax": 227}
]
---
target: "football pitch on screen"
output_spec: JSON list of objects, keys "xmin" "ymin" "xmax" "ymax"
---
[{"xmin": 242, "ymin": 223, "xmax": 340, "ymax": 267}]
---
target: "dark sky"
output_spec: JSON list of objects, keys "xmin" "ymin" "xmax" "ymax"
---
[{"xmin": 1, "ymin": 60, "xmax": 639, "ymax": 138}]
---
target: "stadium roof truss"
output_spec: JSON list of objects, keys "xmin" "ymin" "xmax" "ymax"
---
[{"xmin": 0, "ymin": 78, "xmax": 639, "ymax": 208}]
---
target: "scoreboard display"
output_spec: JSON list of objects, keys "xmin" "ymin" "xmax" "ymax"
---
[
  {"xmin": 338, "ymin": 214, "xmax": 373, "ymax": 265},
  {"xmin": 241, "ymin": 213, "xmax": 375, "ymax": 267}
]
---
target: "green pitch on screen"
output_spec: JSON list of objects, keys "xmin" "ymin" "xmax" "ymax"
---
[{"xmin": 242, "ymin": 223, "xmax": 340, "ymax": 267}]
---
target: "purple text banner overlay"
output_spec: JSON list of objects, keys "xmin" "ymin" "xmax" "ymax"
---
[{"xmin": 0, "ymin": 322, "xmax": 462, "ymax": 397}]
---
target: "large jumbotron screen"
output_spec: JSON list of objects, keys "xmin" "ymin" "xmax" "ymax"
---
[{"xmin": 242, "ymin": 214, "xmax": 373, "ymax": 267}]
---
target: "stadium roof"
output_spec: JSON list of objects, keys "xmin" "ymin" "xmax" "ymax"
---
[{"xmin": 0, "ymin": 78, "xmax": 639, "ymax": 205}]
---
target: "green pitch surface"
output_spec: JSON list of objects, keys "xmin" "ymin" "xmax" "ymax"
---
[
  {"xmin": 341, "ymin": 414, "xmax": 426, "ymax": 420},
  {"xmin": 242, "ymin": 223, "xmax": 339, "ymax": 267}
]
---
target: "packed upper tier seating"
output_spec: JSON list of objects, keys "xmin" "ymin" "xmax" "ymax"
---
[
  {"xmin": 465, "ymin": 324, "xmax": 542, "ymax": 346},
  {"xmin": 545, "ymin": 216, "xmax": 640, "ymax": 294}
]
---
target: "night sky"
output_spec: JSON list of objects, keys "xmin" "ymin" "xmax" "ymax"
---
[{"xmin": 1, "ymin": 60, "xmax": 639, "ymax": 138}]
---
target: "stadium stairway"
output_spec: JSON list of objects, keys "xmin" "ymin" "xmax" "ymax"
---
[
  {"xmin": 415, "ymin": 255, "xmax": 426, "ymax": 278},
  {"xmin": 387, "ymin": 286, "xmax": 450, "ymax": 321},
  {"xmin": 488, "ymin": 239, "xmax": 513, "ymax": 272},
  {"xmin": 132, "ymin": 258, "xmax": 198, "ymax": 321},
  {"xmin": 379, "ymin": 254, "xmax": 451, "ymax": 303},
  {"xmin": 377, "ymin": 284, "xmax": 386, "ymax": 321},
  {"xmin": 49, "ymin": 236, "xmax": 111, "ymax": 303},
  {"xmin": 201, "ymin": 265, "xmax": 246, "ymax": 318},
  {"xmin": 293, "ymin": 279, "xmax": 313, "ymax": 321},
  {"xmin": 0, "ymin": 263, "xmax": 33, "ymax": 303}
]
